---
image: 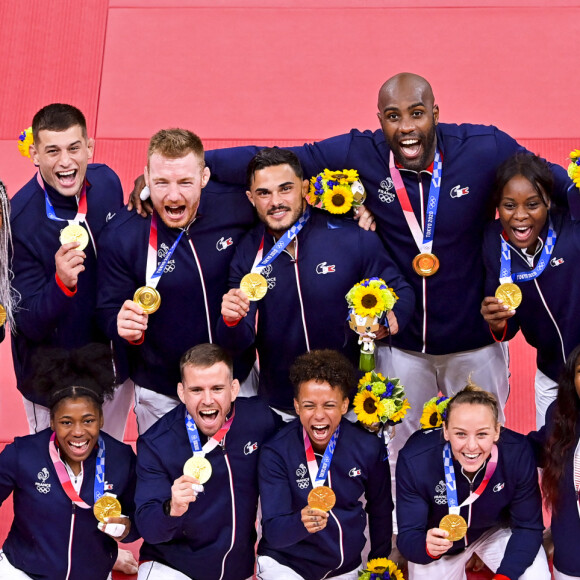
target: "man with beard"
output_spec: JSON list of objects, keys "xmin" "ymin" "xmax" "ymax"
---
[{"xmin": 97, "ymin": 128, "xmax": 255, "ymax": 434}]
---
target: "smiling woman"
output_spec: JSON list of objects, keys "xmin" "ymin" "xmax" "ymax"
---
[{"xmin": 0, "ymin": 344, "xmax": 139, "ymax": 580}]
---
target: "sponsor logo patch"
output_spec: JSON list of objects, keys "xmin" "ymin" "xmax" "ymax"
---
[
  {"xmin": 216, "ymin": 236, "xmax": 234, "ymax": 251},
  {"xmin": 450, "ymin": 185, "xmax": 469, "ymax": 198}
]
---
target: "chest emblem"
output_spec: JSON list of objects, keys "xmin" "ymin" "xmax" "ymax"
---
[
  {"xmin": 216, "ymin": 236, "xmax": 234, "ymax": 251},
  {"xmin": 450, "ymin": 185, "xmax": 469, "ymax": 199},
  {"xmin": 378, "ymin": 178, "xmax": 395, "ymax": 203},
  {"xmin": 35, "ymin": 467, "xmax": 51, "ymax": 494}
]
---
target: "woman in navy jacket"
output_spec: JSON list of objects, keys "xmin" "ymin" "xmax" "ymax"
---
[
  {"xmin": 481, "ymin": 153, "xmax": 580, "ymax": 427},
  {"xmin": 528, "ymin": 344, "xmax": 580, "ymax": 579},
  {"xmin": 0, "ymin": 344, "xmax": 138, "ymax": 580},
  {"xmin": 396, "ymin": 384, "xmax": 549, "ymax": 580}
]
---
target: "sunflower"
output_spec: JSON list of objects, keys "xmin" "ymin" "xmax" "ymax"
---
[
  {"xmin": 358, "ymin": 371, "xmax": 386, "ymax": 390},
  {"xmin": 322, "ymin": 184, "xmax": 353, "ymax": 214},
  {"xmin": 390, "ymin": 398, "xmax": 411, "ymax": 423},
  {"xmin": 351, "ymin": 285, "xmax": 385, "ymax": 318},
  {"xmin": 365, "ymin": 558, "xmax": 404, "ymax": 580},
  {"xmin": 420, "ymin": 401, "xmax": 442, "ymax": 429},
  {"xmin": 569, "ymin": 149, "xmax": 580, "ymax": 162},
  {"xmin": 17, "ymin": 127, "xmax": 33, "ymax": 159},
  {"xmin": 353, "ymin": 390, "xmax": 382, "ymax": 425}
]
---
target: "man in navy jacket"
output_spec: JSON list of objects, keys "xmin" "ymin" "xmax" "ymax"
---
[
  {"xmin": 217, "ymin": 148, "xmax": 414, "ymax": 416},
  {"xmin": 135, "ymin": 343, "xmax": 279, "ymax": 580}
]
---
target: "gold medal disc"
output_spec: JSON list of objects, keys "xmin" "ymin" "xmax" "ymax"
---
[
  {"xmin": 308, "ymin": 485, "xmax": 336, "ymax": 512},
  {"xmin": 0, "ymin": 304, "xmax": 6, "ymax": 327},
  {"xmin": 495, "ymin": 283, "xmax": 522, "ymax": 310},
  {"xmin": 60, "ymin": 224, "xmax": 89, "ymax": 251},
  {"xmin": 439, "ymin": 513, "xmax": 468, "ymax": 542},
  {"xmin": 240, "ymin": 273, "xmax": 268, "ymax": 301},
  {"xmin": 133, "ymin": 286, "xmax": 161, "ymax": 314},
  {"xmin": 183, "ymin": 456, "xmax": 212, "ymax": 484},
  {"xmin": 412, "ymin": 253, "xmax": 440, "ymax": 277},
  {"xmin": 93, "ymin": 495, "xmax": 122, "ymax": 523}
]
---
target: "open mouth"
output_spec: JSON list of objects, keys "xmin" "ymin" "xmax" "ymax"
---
[
  {"xmin": 311, "ymin": 424, "xmax": 330, "ymax": 441},
  {"xmin": 267, "ymin": 206, "xmax": 291, "ymax": 220},
  {"xmin": 165, "ymin": 205, "xmax": 186, "ymax": 219},
  {"xmin": 511, "ymin": 226, "xmax": 533, "ymax": 243},
  {"xmin": 199, "ymin": 409, "xmax": 219, "ymax": 423},
  {"xmin": 56, "ymin": 169, "xmax": 77, "ymax": 187},
  {"xmin": 462, "ymin": 452, "xmax": 481, "ymax": 462},
  {"xmin": 399, "ymin": 138, "xmax": 422, "ymax": 159},
  {"xmin": 68, "ymin": 439, "xmax": 90, "ymax": 457}
]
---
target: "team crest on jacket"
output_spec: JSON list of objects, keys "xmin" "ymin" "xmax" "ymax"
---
[
  {"xmin": 434, "ymin": 480, "xmax": 447, "ymax": 505},
  {"xmin": 349, "ymin": 467, "xmax": 362, "ymax": 478},
  {"xmin": 296, "ymin": 463, "xmax": 310, "ymax": 489},
  {"xmin": 35, "ymin": 467, "xmax": 51, "ymax": 494},
  {"xmin": 216, "ymin": 236, "xmax": 234, "ymax": 251},
  {"xmin": 316, "ymin": 262, "xmax": 336, "ymax": 275},
  {"xmin": 450, "ymin": 185, "xmax": 469, "ymax": 198},
  {"xmin": 260, "ymin": 265, "xmax": 276, "ymax": 289},
  {"xmin": 493, "ymin": 482, "xmax": 505, "ymax": 493},
  {"xmin": 244, "ymin": 441, "xmax": 258, "ymax": 455},
  {"xmin": 550, "ymin": 257, "xmax": 564, "ymax": 267},
  {"xmin": 378, "ymin": 178, "xmax": 395, "ymax": 203},
  {"xmin": 158, "ymin": 243, "xmax": 176, "ymax": 273}
]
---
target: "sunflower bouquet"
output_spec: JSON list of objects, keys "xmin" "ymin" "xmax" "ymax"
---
[
  {"xmin": 419, "ymin": 395, "xmax": 450, "ymax": 429},
  {"xmin": 568, "ymin": 149, "xmax": 580, "ymax": 190},
  {"xmin": 353, "ymin": 371, "xmax": 409, "ymax": 430},
  {"xmin": 308, "ymin": 168, "xmax": 366, "ymax": 214},
  {"xmin": 17, "ymin": 127, "xmax": 33, "ymax": 159},
  {"xmin": 346, "ymin": 277, "xmax": 398, "ymax": 371},
  {"xmin": 358, "ymin": 557, "xmax": 404, "ymax": 580}
]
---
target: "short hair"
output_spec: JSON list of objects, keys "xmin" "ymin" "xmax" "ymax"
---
[
  {"xmin": 28, "ymin": 344, "xmax": 116, "ymax": 415},
  {"xmin": 290, "ymin": 349, "xmax": 356, "ymax": 399},
  {"xmin": 246, "ymin": 147, "xmax": 304, "ymax": 187},
  {"xmin": 180, "ymin": 343, "xmax": 233, "ymax": 380},
  {"xmin": 148, "ymin": 128, "xmax": 204, "ymax": 167},
  {"xmin": 32, "ymin": 103, "xmax": 87, "ymax": 142},
  {"xmin": 492, "ymin": 152, "xmax": 553, "ymax": 208},
  {"xmin": 444, "ymin": 381, "xmax": 499, "ymax": 426}
]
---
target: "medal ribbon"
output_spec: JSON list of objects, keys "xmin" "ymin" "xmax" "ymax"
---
[
  {"xmin": 184, "ymin": 406, "xmax": 236, "ymax": 457},
  {"xmin": 250, "ymin": 206, "xmax": 311, "ymax": 273},
  {"xmin": 389, "ymin": 150, "xmax": 442, "ymax": 254},
  {"xmin": 498, "ymin": 221, "xmax": 557, "ymax": 284},
  {"xmin": 146, "ymin": 212, "xmax": 185, "ymax": 289},
  {"xmin": 573, "ymin": 438, "xmax": 580, "ymax": 518},
  {"xmin": 48, "ymin": 432, "xmax": 106, "ymax": 508},
  {"xmin": 303, "ymin": 424, "xmax": 340, "ymax": 488},
  {"xmin": 443, "ymin": 442, "xmax": 498, "ymax": 516}
]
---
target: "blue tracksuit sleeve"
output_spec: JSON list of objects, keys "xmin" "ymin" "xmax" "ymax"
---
[
  {"xmin": 366, "ymin": 442, "xmax": 393, "ymax": 559},
  {"xmin": 0, "ymin": 441, "xmax": 17, "ymax": 507},
  {"xmin": 495, "ymin": 441, "xmax": 544, "ymax": 579},
  {"xmin": 258, "ymin": 445, "xmax": 311, "ymax": 549},
  {"xmin": 395, "ymin": 451, "xmax": 433, "ymax": 564},
  {"xmin": 135, "ymin": 436, "xmax": 185, "ymax": 544}
]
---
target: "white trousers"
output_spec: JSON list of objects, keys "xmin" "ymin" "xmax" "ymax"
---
[
  {"xmin": 23, "ymin": 378, "xmax": 135, "ymax": 441},
  {"xmin": 138, "ymin": 560, "xmax": 252, "ymax": 580},
  {"xmin": 134, "ymin": 385, "xmax": 180, "ymax": 435},
  {"xmin": 408, "ymin": 527, "xmax": 550, "ymax": 580},
  {"xmin": 256, "ymin": 555, "xmax": 359, "ymax": 580},
  {"xmin": 554, "ymin": 568, "xmax": 580, "ymax": 579},
  {"xmin": 535, "ymin": 368, "xmax": 558, "ymax": 429}
]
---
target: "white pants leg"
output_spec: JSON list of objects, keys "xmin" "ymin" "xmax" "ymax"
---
[
  {"xmin": 534, "ymin": 369, "xmax": 558, "ymax": 429},
  {"xmin": 0, "ymin": 552, "xmax": 34, "ymax": 579},
  {"xmin": 554, "ymin": 567, "xmax": 580, "ymax": 579},
  {"xmin": 238, "ymin": 362, "xmax": 259, "ymax": 397},
  {"xmin": 22, "ymin": 397, "xmax": 51, "ymax": 434},
  {"xmin": 134, "ymin": 385, "xmax": 180, "ymax": 435},
  {"xmin": 257, "ymin": 556, "xmax": 358, "ymax": 580}
]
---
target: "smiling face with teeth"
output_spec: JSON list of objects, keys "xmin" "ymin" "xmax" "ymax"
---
[
  {"xmin": 498, "ymin": 174, "xmax": 549, "ymax": 254},
  {"xmin": 178, "ymin": 361, "xmax": 240, "ymax": 437},
  {"xmin": 31, "ymin": 126, "xmax": 94, "ymax": 198},
  {"xmin": 50, "ymin": 395, "xmax": 103, "ymax": 475},
  {"xmin": 294, "ymin": 380, "xmax": 349, "ymax": 454},
  {"xmin": 377, "ymin": 73, "xmax": 439, "ymax": 172},
  {"xmin": 443, "ymin": 403, "xmax": 500, "ymax": 474}
]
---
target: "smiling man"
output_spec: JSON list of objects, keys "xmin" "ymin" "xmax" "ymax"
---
[
  {"xmin": 97, "ymin": 128, "xmax": 256, "ymax": 433},
  {"xmin": 135, "ymin": 343, "xmax": 278, "ymax": 580},
  {"xmin": 257, "ymin": 349, "xmax": 392, "ymax": 580},
  {"xmin": 10, "ymin": 103, "xmax": 129, "ymax": 436}
]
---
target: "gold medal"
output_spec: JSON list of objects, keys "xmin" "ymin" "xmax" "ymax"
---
[
  {"xmin": 60, "ymin": 224, "xmax": 89, "ymax": 251},
  {"xmin": 308, "ymin": 485, "xmax": 336, "ymax": 512},
  {"xmin": 93, "ymin": 495, "xmax": 122, "ymax": 523},
  {"xmin": 439, "ymin": 513, "xmax": 468, "ymax": 541},
  {"xmin": 412, "ymin": 253, "xmax": 440, "ymax": 276},
  {"xmin": 495, "ymin": 283, "xmax": 522, "ymax": 310},
  {"xmin": 240, "ymin": 273, "xmax": 268, "ymax": 301},
  {"xmin": 183, "ymin": 456, "xmax": 212, "ymax": 484},
  {"xmin": 133, "ymin": 286, "xmax": 161, "ymax": 314},
  {"xmin": 0, "ymin": 304, "xmax": 6, "ymax": 327}
]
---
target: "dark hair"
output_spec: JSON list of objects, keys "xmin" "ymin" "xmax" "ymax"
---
[
  {"xmin": 290, "ymin": 349, "xmax": 356, "ymax": 399},
  {"xmin": 444, "ymin": 381, "xmax": 499, "ymax": 426},
  {"xmin": 542, "ymin": 344, "xmax": 580, "ymax": 511},
  {"xmin": 32, "ymin": 103, "xmax": 87, "ymax": 142},
  {"xmin": 246, "ymin": 147, "xmax": 304, "ymax": 187},
  {"xmin": 29, "ymin": 344, "xmax": 116, "ymax": 415},
  {"xmin": 180, "ymin": 343, "xmax": 233, "ymax": 379},
  {"xmin": 148, "ymin": 128, "xmax": 205, "ymax": 166},
  {"xmin": 492, "ymin": 152, "xmax": 553, "ymax": 209}
]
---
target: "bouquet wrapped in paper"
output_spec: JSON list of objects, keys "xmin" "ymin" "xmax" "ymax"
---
[
  {"xmin": 419, "ymin": 395, "xmax": 450, "ymax": 429},
  {"xmin": 346, "ymin": 277, "xmax": 398, "ymax": 371},
  {"xmin": 308, "ymin": 168, "xmax": 366, "ymax": 214},
  {"xmin": 358, "ymin": 558, "xmax": 404, "ymax": 580}
]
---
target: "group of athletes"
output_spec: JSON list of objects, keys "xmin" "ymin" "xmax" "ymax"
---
[{"xmin": 0, "ymin": 71, "xmax": 579, "ymax": 580}]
